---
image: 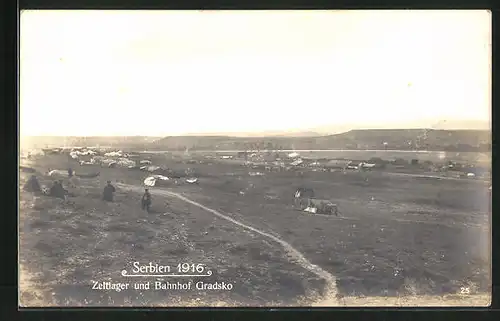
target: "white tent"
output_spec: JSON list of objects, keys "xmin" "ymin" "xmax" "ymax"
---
[
  {"xmin": 48, "ymin": 169, "xmax": 73, "ymax": 178},
  {"xmin": 104, "ymin": 151, "xmax": 123, "ymax": 157},
  {"xmin": 116, "ymin": 158, "xmax": 136, "ymax": 167},
  {"xmin": 360, "ymin": 163, "xmax": 376, "ymax": 168},
  {"xmin": 140, "ymin": 165, "xmax": 162, "ymax": 172},
  {"xmin": 290, "ymin": 159, "xmax": 303, "ymax": 166},
  {"xmin": 143, "ymin": 175, "xmax": 170, "ymax": 187},
  {"xmin": 186, "ymin": 178, "xmax": 199, "ymax": 184}
]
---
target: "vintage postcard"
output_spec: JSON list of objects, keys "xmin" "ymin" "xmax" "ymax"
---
[{"xmin": 19, "ymin": 10, "xmax": 491, "ymax": 307}]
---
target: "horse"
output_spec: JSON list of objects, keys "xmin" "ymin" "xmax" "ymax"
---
[{"xmin": 294, "ymin": 187, "xmax": 315, "ymax": 208}]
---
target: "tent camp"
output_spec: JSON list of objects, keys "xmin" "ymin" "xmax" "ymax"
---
[{"xmin": 325, "ymin": 159, "xmax": 352, "ymax": 169}]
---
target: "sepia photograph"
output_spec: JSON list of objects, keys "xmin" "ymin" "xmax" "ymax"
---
[{"xmin": 19, "ymin": 10, "xmax": 491, "ymax": 307}]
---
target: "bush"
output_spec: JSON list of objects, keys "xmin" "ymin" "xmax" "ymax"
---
[
  {"xmin": 368, "ymin": 157, "xmax": 386, "ymax": 164},
  {"xmin": 392, "ymin": 158, "xmax": 408, "ymax": 165}
]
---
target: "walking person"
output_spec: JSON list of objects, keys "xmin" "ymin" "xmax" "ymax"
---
[
  {"xmin": 102, "ymin": 180, "xmax": 116, "ymax": 202},
  {"xmin": 141, "ymin": 188, "xmax": 152, "ymax": 213}
]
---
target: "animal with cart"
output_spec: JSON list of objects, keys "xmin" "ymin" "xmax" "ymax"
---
[{"xmin": 294, "ymin": 187, "xmax": 339, "ymax": 216}]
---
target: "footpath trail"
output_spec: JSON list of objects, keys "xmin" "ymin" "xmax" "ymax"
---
[{"xmin": 116, "ymin": 183, "xmax": 340, "ymax": 305}]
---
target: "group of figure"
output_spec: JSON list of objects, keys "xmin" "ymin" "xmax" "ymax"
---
[
  {"xmin": 23, "ymin": 175, "xmax": 70, "ymax": 200},
  {"xmin": 101, "ymin": 181, "xmax": 152, "ymax": 213},
  {"xmin": 23, "ymin": 168, "xmax": 153, "ymax": 214}
]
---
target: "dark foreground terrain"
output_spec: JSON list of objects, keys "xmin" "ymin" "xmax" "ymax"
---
[{"xmin": 19, "ymin": 154, "xmax": 491, "ymax": 307}]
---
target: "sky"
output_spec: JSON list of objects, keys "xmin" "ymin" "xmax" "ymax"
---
[{"xmin": 20, "ymin": 10, "xmax": 491, "ymax": 136}]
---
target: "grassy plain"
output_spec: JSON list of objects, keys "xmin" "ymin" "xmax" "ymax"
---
[{"xmin": 19, "ymin": 152, "xmax": 491, "ymax": 307}]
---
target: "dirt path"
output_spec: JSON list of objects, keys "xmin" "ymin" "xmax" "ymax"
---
[{"xmin": 116, "ymin": 183, "xmax": 339, "ymax": 305}]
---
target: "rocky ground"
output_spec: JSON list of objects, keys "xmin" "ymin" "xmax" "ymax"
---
[{"xmin": 19, "ymin": 154, "xmax": 491, "ymax": 307}]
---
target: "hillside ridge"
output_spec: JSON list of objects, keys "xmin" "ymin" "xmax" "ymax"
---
[{"xmin": 150, "ymin": 129, "xmax": 491, "ymax": 152}]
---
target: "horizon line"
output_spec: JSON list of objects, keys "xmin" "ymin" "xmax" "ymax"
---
[{"xmin": 20, "ymin": 127, "xmax": 491, "ymax": 138}]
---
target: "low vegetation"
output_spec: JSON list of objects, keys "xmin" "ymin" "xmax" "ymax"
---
[{"xmin": 19, "ymin": 145, "xmax": 491, "ymax": 307}]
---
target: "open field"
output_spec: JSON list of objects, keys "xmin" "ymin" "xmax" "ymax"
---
[
  {"xmin": 146, "ymin": 150, "xmax": 491, "ymax": 165},
  {"xmin": 19, "ymin": 153, "xmax": 491, "ymax": 307}
]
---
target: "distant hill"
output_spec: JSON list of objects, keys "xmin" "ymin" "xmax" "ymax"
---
[
  {"xmin": 310, "ymin": 120, "xmax": 490, "ymax": 135},
  {"xmin": 273, "ymin": 131, "xmax": 322, "ymax": 137},
  {"xmin": 149, "ymin": 129, "xmax": 491, "ymax": 152},
  {"xmin": 20, "ymin": 129, "xmax": 491, "ymax": 152},
  {"xmin": 181, "ymin": 130, "xmax": 321, "ymax": 137},
  {"xmin": 20, "ymin": 136, "xmax": 162, "ymax": 150},
  {"xmin": 190, "ymin": 120, "xmax": 490, "ymax": 138}
]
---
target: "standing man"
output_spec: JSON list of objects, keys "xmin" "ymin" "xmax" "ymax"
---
[
  {"xmin": 141, "ymin": 188, "xmax": 152, "ymax": 213},
  {"xmin": 102, "ymin": 180, "xmax": 116, "ymax": 202},
  {"xmin": 68, "ymin": 168, "xmax": 74, "ymax": 178},
  {"xmin": 23, "ymin": 175, "xmax": 42, "ymax": 193}
]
